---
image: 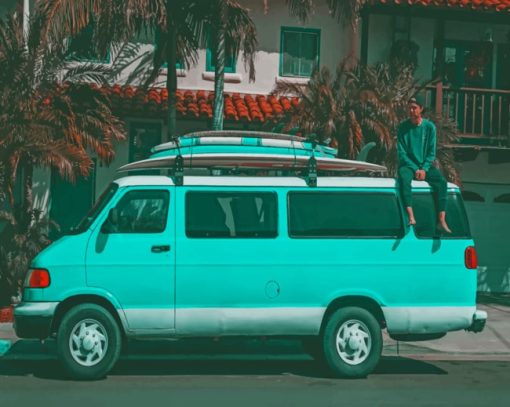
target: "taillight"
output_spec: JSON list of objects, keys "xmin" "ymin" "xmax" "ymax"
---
[
  {"xmin": 27, "ymin": 268, "xmax": 51, "ymax": 288},
  {"xmin": 465, "ymin": 246, "xmax": 478, "ymax": 269}
]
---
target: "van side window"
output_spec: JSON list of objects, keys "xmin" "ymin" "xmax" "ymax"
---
[
  {"xmin": 413, "ymin": 192, "xmax": 471, "ymax": 238},
  {"xmin": 288, "ymin": 192, "xmax": 403, "ymax": 238},
  {"xmin": 186, "ymin": 192, "xmax": 277, "ymax": 238},
  {"xmin": 110, "ymin": 190, "xmax": 169, "ymax": 233}
]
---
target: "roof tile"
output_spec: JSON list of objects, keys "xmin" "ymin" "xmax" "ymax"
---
[
  {"xmin": 372, "ymin": 0, "xmax": 510, "ymax": 11},
  {"xmin": 104, "ymin": 86, "xmax": 293, "ymax": 122}
]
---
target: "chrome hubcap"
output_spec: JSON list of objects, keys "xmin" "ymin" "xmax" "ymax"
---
[
  {"xmin": 335, "ymin": 319, "xmax": 371, "ymax": 365},
  {"xmin": 69, "ymin": 319, "xmax": 108, "ymax": 367}
]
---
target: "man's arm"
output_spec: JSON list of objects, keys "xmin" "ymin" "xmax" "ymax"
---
[
  {"xmin": 397, "ymin": 126, "xmax": 419, "ymax": 172},
  {"xmin": 422, "ymin": 122, "xmax": 437, "ymax": 172}
]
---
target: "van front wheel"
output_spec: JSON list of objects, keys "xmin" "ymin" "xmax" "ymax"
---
[
  {"xmin": 57, "ymin": 304, "xmax": 122, "ymax": 380},
  {"xmin": 322, "ymin": 307, "xmax": 382, "ymax": 378}
]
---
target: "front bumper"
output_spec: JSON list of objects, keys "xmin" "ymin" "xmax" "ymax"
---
[
  {"xmin": 466, "ymin": 310, "xmax": 487, "ymax": 333},
  {"xmin": 13, "ymin": 302, "xmax": 59, "ymax": 339}
]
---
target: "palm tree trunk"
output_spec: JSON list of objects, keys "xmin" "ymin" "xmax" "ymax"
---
[
  {"xmin": 22, "ymin": 163, "xmax": 33, "ymax": 213},
  {"xmin": 166, "ymin": 0, "xmax": 178, "ymax": 141},
  {"xmin": 212, "ymin": 0, "xmax": 227, "ymax": 131}
]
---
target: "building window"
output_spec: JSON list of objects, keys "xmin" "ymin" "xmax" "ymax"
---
[
  {"xmin": 497, "ymin": 44, "xmax": 510, "ymax": 90},
  {"xmin": 461, "ymin": 191, "xmax": 485, "ymax": 202},
  {"xmin": 205, "ymin": 33, "xmax": 237, "ymax": 73},
  {"xmin": 68, "ymin": 22, "xmax": 110, "ymax": 63},
  {"xmin": 128, "ymin": 122, "xmax": 162, "ymax": 175},
  {"xmin": 154, "ymin": 28, "xmax": 184, "ymax": 69},
  {"xmin": 288, "ymin": 192, "xmax": 403, "ymax": 238},
  {"xmin": 434, "ymin": 40, "xmax": 493, "ymax": 88},
  {"xmin": 494, "ymin": 193, "xmax": 510, "ymax": 204},
  {"xmin": 280, "ymin": 27, "xmax": 320, "ymax": 78}
]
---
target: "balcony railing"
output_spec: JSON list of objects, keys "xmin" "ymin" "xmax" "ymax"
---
[{"xmin": 424, "ymin": 85, "xmax": 510, "ymax": 148}]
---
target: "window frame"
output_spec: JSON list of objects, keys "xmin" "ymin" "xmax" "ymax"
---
[
  {"xmin": 185, "ymin": 191, "xmax": 279, "ymax": 239},
  {"xmin": 287, "ymin": 190, "xmax": 405, "ymax": 239},
  {"xmin": 412, "ymin": 191, "xmax": 472, "ymax": 239},
  {"xmin": 205, "ymin": 39, "xmax": 237, "ymax": 74},
  {"xmin": 494, "ymin": 193, "xmax": 510, "ymax": 204},
  {"xmin": 67, "ymin": 22, "xmax": 111, "ymax": 64},
  {"xmin": 154, "ymin": 28, "xmax": 183, "ymax": 70},
  {"xmin": 128, "ymin": 121, "xmax": 163, "ymax": 163},
  {"xmin": 279, "ymin": 26, "xmax": 321, "ymax": 78},
  {"xmin": 104, "ymin": 189, "xmax": 170, "ymax": 235}
]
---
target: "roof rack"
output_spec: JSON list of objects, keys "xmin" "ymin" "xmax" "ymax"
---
[
  {"xmin": 118, "ymin": 152, "xmax": 387, "ymax": 186},
  {"xmin": 121, "ymin": 131, "xmax": 386, "ymax": 187}
]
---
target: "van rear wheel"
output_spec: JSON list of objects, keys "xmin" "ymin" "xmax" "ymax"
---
[
  {"xmin": 322, "ymin": 307, "xmax": 382, "ymax": 378},
  {"xmin": 57, "ymin": 303, "xmax": 121, "ymax": 380}
]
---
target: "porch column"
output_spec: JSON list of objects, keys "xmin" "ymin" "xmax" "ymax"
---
[
  {"xmin": 23, "ymin": 0, "xmax": 29, "ymax": 44},
  {"xmin": 360, "ymin": 11, "xmax": 369, "ymax": 65},
  {"xmin": 434, "ymin": 19, "xmax": 445, "ymax": 115}
]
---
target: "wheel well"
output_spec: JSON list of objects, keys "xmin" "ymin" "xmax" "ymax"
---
[
  {"xmin": 51, "ymin": 295, "xmax": 125, "ymax": 337},
  {"xmin": 320, "ymin": 296, "xmax": 386, "ymax": 335}
]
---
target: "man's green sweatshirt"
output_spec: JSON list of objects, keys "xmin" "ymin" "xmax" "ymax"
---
[{"xmin": 397, "ymin": 118, "xmax": 436, "ymax": 172}]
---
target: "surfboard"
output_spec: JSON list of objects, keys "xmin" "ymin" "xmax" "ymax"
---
[
  {"xmin": 151, "ymin": 137, "xmax": 336, "ymax": 159},
  {"xmin": 118, "ymin": 153, "xmax": 387, "ymax": 173},
  {"xmin": 180, "ymin": 130, "xmax": 307, "ymax": 142}
]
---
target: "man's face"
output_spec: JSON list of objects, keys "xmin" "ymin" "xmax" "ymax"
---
[{"xmin": 408, "ymin": 102, "xmax": 423, "ymax": 120}]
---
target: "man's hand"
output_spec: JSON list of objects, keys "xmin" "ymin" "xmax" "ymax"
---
[{"xmin": 415, "ymin": 169, "xmax": 426, "ymax": 181}]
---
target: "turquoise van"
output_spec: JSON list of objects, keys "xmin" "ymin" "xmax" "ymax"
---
[{"xmin": 13, "ymin": 132, "xmax": 486, "ymax": 380}]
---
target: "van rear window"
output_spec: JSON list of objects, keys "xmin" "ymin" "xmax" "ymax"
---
[
  {"xmin": 186, "ymin": 192, "xmax": 277, "ymax": 238},
  {"xmin": 413, "ymin": 192, "xmax": 471, "ymax": 238},
  {"xmin": 288, "ymin": 192, "xmax": 404, "ymax": 238}
]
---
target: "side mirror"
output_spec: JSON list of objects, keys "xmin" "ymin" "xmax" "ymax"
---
[{"xmin": 101, "ymin": 208, "xmax": 119, "ymax": 234}]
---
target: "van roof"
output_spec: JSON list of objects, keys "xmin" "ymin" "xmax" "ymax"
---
[{"xmin": 114, "ymin": 175, "xmax": 460, "ymax": 190}]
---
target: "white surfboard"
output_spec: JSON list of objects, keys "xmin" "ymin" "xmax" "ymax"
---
[
  {"xmin": 118, "ymin": 153, "xmax": 387, "ymax": 173},
  {"xmin": 152, "ymin": 137, "xmax": 337, "ymax": 154},
  {"xmin": 180, "ymin": 130, "xmax": 307, "ymax": 141}
]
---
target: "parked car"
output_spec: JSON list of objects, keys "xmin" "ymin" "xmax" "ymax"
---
[{"xmin": 13, "ymin": 132, "xmax": 486, "ymax": 380}]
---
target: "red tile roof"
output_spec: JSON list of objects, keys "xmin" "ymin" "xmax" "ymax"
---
[
  {"xmin": 371, "ymin": 0, "xmax": 510, "ymax": 12},
  {"xmin": 102, "ymin": 85, "xmax": 299, "ymax": 123}
]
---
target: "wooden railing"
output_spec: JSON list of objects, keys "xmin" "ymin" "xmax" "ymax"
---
[{"xmin": 424, "ymin": 84, "xmax": 510, "ymax": 147}]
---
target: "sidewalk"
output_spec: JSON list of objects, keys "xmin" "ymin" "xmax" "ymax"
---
[{"xmin": 1, "ymin": 303, "xmax": 509, "ymax": 361}]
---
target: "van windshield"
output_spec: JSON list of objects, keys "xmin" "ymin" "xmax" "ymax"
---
[{"xmin": 70, "ymin": 183, "xmax": 119, "ymax": 234}]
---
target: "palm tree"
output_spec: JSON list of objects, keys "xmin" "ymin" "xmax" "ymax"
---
[
  {"xmin": 0, "ymin": 11, "xmax": 126, "ymax": 305},
  {"xmin": 39, "ymin": 0, "xmax": 257, "ymax": 136},
  {"xmin": 272, "ymin": 63, "xmax": 397, "ymax": 160},
  {"xmin": 272, "ymin": 62, "xmax": 460, "ymax": 181},
  {"xmin": 202, "ymin": 1, "xmax": 257, "ymax": 130},
  {"xmin": 0, "ymin": 12, "xmax": 125, "ymax": 209}
]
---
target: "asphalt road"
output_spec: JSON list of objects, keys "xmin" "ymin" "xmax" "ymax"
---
[{"xmin": 1, "ymin": 355, "xmax": 509, "ymax": 406}]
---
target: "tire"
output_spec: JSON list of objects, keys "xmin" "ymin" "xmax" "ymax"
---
[
  {"xmin": 57, "ymin": 303, "xmax": 122, "ymax": 380},
  {"xmin": 322, "ymin": 307, "xmax": 382, "ymax": 378}
]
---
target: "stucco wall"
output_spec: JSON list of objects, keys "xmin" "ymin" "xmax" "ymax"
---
[{"xmin": 120, "ymin": 0, "xmax": 352, "ymax": 95}]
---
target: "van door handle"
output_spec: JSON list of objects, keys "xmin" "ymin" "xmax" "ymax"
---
[{"xmin": 151, "ymin": 245, "xmax": 170, "ymax": 253}]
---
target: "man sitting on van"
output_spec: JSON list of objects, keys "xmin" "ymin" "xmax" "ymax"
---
[{"xmin": 397, "ymin": 96, "xmax": 451, "ymax": 233}]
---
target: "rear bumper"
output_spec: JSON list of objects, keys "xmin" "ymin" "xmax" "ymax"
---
[
  {"xmin": 13, "ymin": 302, "xmax": 59, "ymax": 339},
  {"xmin": 466, "ymin": 310, "xmax": 487, "ymax": 333}
]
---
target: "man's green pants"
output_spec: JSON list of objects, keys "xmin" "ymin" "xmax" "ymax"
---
[{"xmin": 398, "ymin": 166, "xmax": 448, "ymax": 211}]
